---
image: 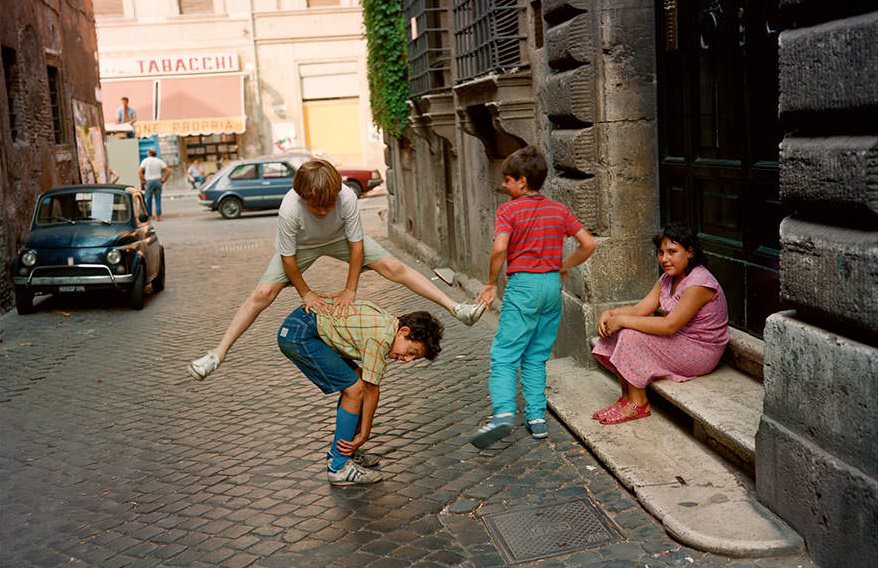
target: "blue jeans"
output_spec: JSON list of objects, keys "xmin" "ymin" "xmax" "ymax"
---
[
  {"xmin": 144, "ymin": 179, "xmax": 162, "ymax": 217},
  {"xmin": 277, "ymin": 308, "xmax": 359, "ymax": 394},
  {"xmin": 489, "ymin": 272, "xmax": 562, "ymax": 420}
]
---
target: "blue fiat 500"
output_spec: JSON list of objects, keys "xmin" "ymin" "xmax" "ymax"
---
[{"xmin": 12, "ymin": 185, "xmax": 166, "ymax": 314}]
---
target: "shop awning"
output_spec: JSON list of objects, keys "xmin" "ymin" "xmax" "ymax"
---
[{"xmin": 101, "ymin": 74, "xmax": 246, "ymax": 137}]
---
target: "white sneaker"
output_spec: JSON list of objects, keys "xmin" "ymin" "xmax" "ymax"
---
[
  {"xmin": 188, "ymin": 351, "xmax": 220, "ymax": 381},
  {"xmin": 327, "ymin": 460, "xmax": 384, "ymax": 486},
  {"xmin": 454, "ymin": 302, "xmax": 487, "ymax": 326}
]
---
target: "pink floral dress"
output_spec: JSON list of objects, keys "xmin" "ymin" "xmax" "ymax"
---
[{"xmin": 592, "ymin": 265, "xmax": 729, "ymax": 389}]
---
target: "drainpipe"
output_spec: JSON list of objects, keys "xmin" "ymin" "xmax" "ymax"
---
[{"xmin": 248, "ymin": 0, "xmax": 265, "ymax": 154}]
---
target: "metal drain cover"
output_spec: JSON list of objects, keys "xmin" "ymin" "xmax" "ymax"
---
[{"xmin": 481, "ymin": 498, "xmax": 622, "ymax": 564}]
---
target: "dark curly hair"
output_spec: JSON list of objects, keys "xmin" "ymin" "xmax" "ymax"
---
[
  {"xmin": 397, "ymin": 311, "xmax": 444, "ymax": 360},
  {"xmin": 652, "ymin": 222, "xmax": 708, "ymax": 273}
]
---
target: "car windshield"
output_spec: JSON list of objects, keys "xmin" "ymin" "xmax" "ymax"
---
[{"xmin": 36, "ymin": 191, "xmax": 130, "ymax": 226}]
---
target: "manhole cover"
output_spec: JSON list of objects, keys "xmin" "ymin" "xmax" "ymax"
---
[{"xmin": 481, "ymin": 498, "xmax": 622, "ymax": 564}]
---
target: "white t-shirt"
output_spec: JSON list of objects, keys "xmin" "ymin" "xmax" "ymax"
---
[
  {"xmin": 276, "ymin": 185, "xmax": 363, "ymax": 256},
  {"xmin": 139, "ymin": 156, "xmax": 167, "ymax": 181}
]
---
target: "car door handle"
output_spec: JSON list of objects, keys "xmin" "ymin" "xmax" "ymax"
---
[{"xmin": 262, "ymin": 181, "xmax": 271, "ymax": 185}]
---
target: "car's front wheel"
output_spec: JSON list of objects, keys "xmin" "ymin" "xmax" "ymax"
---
[
  {"xmin": 15, "ymin": 286, "xmax": 34, "ymax": 315},
  {"xmin": 129, "ymin": 266, "xmax": 145, "ymax": 310},
  {"xmin": 344, "ymin": 180, "xmax": 363, "ymax": 198},
  {"xmin": 219, "ymin": 197, "xmax": 242, "ymax": 219}
]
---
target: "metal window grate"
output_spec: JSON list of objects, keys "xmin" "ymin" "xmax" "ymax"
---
[
  {"xmin": 47, "ymin": 66, "xmax": 63, "ymax": 144},
  {"xmin": 453, "ymin": 0, "xmax": 525, "ymax": 83},
  {"xmin": 406, "ymin": 0, "xmax": 452, "ymax": 97}
]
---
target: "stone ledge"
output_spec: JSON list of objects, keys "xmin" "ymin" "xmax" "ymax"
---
[{"xmin": 547, "ymin": 357, "xmax": 803, "ymax": 557}]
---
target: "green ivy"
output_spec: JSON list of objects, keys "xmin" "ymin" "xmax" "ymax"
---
[{"xmin": 362, "ymin": 0, "xmax": 409, "ymax": 138}]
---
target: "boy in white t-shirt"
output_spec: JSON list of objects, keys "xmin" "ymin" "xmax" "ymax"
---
[
  {"xmin": 138, "ymin": 149, "xmax": 169, "ymax": 221},
  {"xmin": 189, "ymin": 159, "xmax": 486, "ymax": 380}
]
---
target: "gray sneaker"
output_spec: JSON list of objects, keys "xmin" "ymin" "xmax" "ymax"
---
[
  {"xmin": 471, "ymin": 413, "xmax": 515, "ymax": 449},
  {"xmin": 327, "ymin": 460, "xmax": 384, "ymax": 486},
  {"xmin": 188, "ymin": 351, "xmax": 220, "ymax": 381},
  {"xmin": 526, "ymin": 418, "xmax": 549, "ymax": 440},
  {"xmin": 454, "ymin": 302, "xmax": 487, "ymax": 326},
  {"xmin": 326, "ymin": 450, "xmax": 382, "ymax": 469}
]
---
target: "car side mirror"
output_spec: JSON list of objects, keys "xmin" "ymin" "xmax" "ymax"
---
[{"xmin": 138, "ymin": 213, "xmax": 149, "ymax": 223}]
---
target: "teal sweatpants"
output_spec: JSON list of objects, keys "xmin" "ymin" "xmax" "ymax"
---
[{"xmin": 488, "ymin": 271, "xmax": 562, "ymax": 420}]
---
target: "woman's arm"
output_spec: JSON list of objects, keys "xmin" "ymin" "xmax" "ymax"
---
[
  {"xmin": 608, "ymin": 285, "xmax": 717, "ymax": 336},
  {"xmin": 598, "ymin": 280, "xmax": 662, "ymax": 336}
]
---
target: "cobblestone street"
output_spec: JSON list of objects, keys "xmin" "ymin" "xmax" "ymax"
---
[{"xmin": 0, "ymin": 192, "xmax": 815, "ymax": 567}]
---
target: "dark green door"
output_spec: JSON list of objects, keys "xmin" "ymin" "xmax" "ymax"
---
[{"xmin": 656, "ymin": 0, "xmax": 783, "ymax": 336}]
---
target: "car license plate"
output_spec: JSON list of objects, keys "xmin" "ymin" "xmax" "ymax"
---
[{"xmin": 59, "ymin": 285, "xmax": 86, "ymax": 292}]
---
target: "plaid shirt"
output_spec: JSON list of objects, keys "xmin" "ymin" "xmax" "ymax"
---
[{"xmin": 316, "ymin": 300, "xmax": 398, "ymax": 386}]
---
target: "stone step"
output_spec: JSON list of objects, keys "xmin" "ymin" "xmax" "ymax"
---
[
  {"xmin": 651, "ymin": 365, "xmax": 763, "ymax": 473},
  {"xmin": 546, "ymin": 357, "xmax": 804, "ymax": 557}
]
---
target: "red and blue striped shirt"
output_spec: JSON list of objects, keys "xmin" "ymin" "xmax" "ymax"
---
[{"xmin": 495, "ymin": 194, "xmax": 583, "ymax": 275}]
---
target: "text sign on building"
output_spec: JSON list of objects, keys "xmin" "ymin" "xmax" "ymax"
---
[{"xmin": 101, "ymin": 53, "xmax": 240, "ymax": 78}]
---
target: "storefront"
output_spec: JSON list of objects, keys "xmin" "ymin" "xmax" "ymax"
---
[{"xmin": 100, "ymin": 52, "xmax": 247, "ymax": 179}]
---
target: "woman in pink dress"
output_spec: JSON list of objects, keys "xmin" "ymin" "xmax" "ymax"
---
[{"xmin": 592, "ymin": 223, "xmax": 729, "ymax": 424}]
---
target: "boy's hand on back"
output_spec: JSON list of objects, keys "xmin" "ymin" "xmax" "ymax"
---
[
  {"xmin": 332, "ymin": 288, "xmax": 356, "ymax": 316},
  {"xmin": 302, "ymin": 290, "xmax": 331, "ymax": 315}
]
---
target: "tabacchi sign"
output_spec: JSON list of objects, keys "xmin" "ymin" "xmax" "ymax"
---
[{"xmin": 101, "ymin": 52, "xmax": 240, "ymax": 78}]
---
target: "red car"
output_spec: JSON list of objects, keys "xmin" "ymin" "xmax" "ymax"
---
[{"xmin": 276, "ymin": 151, "xmax": 383, "ymax": 198}]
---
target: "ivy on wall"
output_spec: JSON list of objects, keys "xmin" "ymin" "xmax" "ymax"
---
[{"xmin": 362, "ymin": 0, "xmax": 409, "ymax": 138}]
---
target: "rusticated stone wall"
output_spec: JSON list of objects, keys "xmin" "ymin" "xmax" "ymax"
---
[{"xmin": 755, "ymin": 5, "xmax": 878, "ymax": 566}]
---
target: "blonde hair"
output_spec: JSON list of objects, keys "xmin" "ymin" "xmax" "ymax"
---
[{"xmin": 293, "ymin": 159, "xmax": 342, "ymax": 207}]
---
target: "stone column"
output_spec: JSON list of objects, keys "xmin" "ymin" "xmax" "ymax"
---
[{"xmin": 755, "ymin": 8, "xmax": 878, "ymax": 566}]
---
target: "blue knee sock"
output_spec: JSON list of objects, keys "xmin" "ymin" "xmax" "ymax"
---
[{"xmin": 329, "ymin": 406, "xmax": 360, "ymax": 471}]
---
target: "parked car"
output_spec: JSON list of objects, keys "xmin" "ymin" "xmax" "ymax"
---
[
  {"xmin": 12, "ymin": 185, "xmax": 166, "ymax": 314},
  {"xmin": 198, "ymin": 154, "xmax": 383, "ymax": 219},
  {"xmin": 278, "ymin": 151, "xmax": 384, "ymax": 198}
]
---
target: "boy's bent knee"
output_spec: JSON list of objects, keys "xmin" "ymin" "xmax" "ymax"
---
[
  {"xmin": 341, "ymin": 379, "xmax": 364, "ymax": 401},
  {"xmin": 249, "ymin": 283, "xmax": 284, "ymax": 308}
]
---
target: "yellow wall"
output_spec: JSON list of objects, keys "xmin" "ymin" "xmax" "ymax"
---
[{"xmin": 303, "ymin": 98, "xmax": 362, "ymax": 165}]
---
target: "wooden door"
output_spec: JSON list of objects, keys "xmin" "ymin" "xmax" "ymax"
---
[{"xmin": 657, "ymin": 0, "xmax": 783, "ymax": 336}]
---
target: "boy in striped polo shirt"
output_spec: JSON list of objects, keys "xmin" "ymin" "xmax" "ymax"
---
[
  {"xmin": 471, "ymin": 146, "xmax": 596, "ymax": 449},
  {"xmin": 278, "ymin": 299, "xmax": 444, "ymax": 485}
]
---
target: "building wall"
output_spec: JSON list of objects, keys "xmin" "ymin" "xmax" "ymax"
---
[
  {"xmin": 95, "ymin": 0, "xmax": 384, "ymax": 176},
  {"xmin": 0, "ymin": 0, "xmax": 103, "ymax": 313},
  {"xmin": 386, "ymin": 0, "xmax": 878, "ymax": 562},
  {"xmin": 755, "ymin": 5, "xmax": 878, "ymax": 566}
]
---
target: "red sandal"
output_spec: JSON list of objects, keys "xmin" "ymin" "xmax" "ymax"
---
[
  {"xmin": 600, "ymin": 400, "xmax": 651, "ymax": 425},
  {"xmin": 592, "ymin": 397, "xmax": 625, "ymax": 420}
]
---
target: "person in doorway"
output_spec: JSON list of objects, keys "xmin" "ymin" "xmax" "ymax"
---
[
  {"xmin": 277, "ymin": 299, "xmax": 444, "ymax": 485},
  {"xmin": 116, "ymin": 96, "xmax": 137, "ymax": 138},
  {"xmin": 187, "ymin": 159, "xmax": 205, "ymax": 189},
  {"xmin": 591, "ymin": 223, "xmax": 729, "ymax": 424},
  {"xmin": 471, "ymin": 145, "xmax": 596, "ymax": 449},
  {"xmin": 139, "ymin": 149, "xmax": 169, "ymax": 221},
  {"xmin": 188, "ymin": 158, "xmax": 486, "ymax": 381}
]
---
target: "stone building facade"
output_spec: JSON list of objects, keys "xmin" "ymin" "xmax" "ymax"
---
[
  {"xmin": 384, "ymin": 1, "xmax": 876, "ymax": 565},
  {"xmin": 1, "ymin": 1, "xmax": 104, "ymax": 313}
]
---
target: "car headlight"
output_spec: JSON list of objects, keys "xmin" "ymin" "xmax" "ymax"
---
[
  {"xmin": 106, "ymin": 249, "xmax": 122, "ymax": 265},
  {"xmin": 371, "ymin": 170, "xmax": 380, "ymax": 179},
  {"xmin": 21, "ymin": 250, "xmax": 37, "ymax": 267}
]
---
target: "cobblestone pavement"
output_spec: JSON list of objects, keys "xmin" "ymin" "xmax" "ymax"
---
[{"xmin": 0, "ymin": 192, "xmax": 816, "ymax": 567}]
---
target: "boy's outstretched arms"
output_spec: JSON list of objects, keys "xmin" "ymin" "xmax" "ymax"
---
[{"xmin": 334, "ymin": 239, "xmax": 364, "ymax": 315}]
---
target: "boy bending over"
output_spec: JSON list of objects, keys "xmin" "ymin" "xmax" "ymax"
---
[{"xmin": 278, "ymin": 299, "xmax": 444, "ymax": 485}]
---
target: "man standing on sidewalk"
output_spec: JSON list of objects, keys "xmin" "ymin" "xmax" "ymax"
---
[{"xmin": 139, "ymin": 149, "xmax": 169, "ymax": 221}]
